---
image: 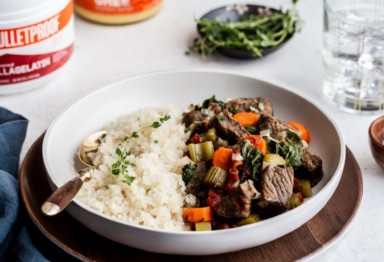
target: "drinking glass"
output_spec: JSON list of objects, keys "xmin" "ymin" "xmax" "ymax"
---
[{"xmin": 323, "ymin": 0, "xmax": 384, "ymax": 114}]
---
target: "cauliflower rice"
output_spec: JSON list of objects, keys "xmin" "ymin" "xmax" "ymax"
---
[{"xmin": 76, "ymin": 106, "xmax": 192, "ymax": 230}]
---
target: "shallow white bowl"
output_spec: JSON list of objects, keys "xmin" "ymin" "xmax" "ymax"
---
[{"xmin": 42, "ymin": 69, "xmax": 345, "ymax": 255}]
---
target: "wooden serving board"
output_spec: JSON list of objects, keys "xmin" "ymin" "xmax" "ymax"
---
[{"xmin": 19, "ymin": 134, "xmax": 363, "ymax": 262}]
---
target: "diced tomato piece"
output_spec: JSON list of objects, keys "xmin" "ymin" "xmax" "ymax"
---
[
  {"xmin": 207, "ymin": 190, "xmax": 221, "ymax": 209},
  {"xmin": 190, "ymin": 133, "xmax": 201, "ymax": 144}
]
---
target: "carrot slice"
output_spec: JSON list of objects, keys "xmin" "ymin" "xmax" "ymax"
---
[
  {"xmin": 233, "ymin": 112, "xmax": 260, "ymax": 127},
  {"xmin": 243, "ymin": 135, "xmax": 267, "ymax": 155},
  {"xmin": 288, "ymin": 121, "xmax": 311, "ymax": 143},
  {"xmin": 213, "ymin": 147, "xmax": 233, "ymax": 170},
  {"xmin": 183, "ymin": 206, "xmax": 213, "ymax": 223}
]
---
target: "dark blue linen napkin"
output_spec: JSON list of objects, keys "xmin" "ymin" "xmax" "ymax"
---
[{"xmin": 0, "ymin": 107, "xmax": 49, "ymax": 261}]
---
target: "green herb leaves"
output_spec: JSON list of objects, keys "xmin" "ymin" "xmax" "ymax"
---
[
  {"xmin": 150, "ymin": 114, "xmax": 171, "ymax": 128},
  {"xmin": 241, "ymin": 140, "xmax": 264, "ymax": 182},
  {"xmin": 182, "ymin": 163, "xmax": 196, "ymax": 183},
  {"xmin": 272, "ymin": 131, "xmax": 302, "ymax": 168},
  {"xmin": 111, "ymin": 114, "xmax": 171, "ymax": 185},
  {"xmin": 189, "ymin": 3, "xmax": 300, "ymax": 58},
  {"xmin": 202, "ymin": 95, "xmax": 224, "ymax": 108},
  {"xmin": 112, "ymin": 149, "xmax": 133, "ymax": 175}
]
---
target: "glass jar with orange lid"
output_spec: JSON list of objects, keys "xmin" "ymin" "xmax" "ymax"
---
[{"xmin": 74, "ymin": 0, "xmax": 163, "ymax": 25}]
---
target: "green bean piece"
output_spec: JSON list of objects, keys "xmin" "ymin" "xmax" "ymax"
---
[
  {"xmin": 204, "ymin": 166, "xmax": 227, "ymax": 188},
  {"xmin": 237, "ymin": 214, "xmax": 261, "ymax": 226},
  {"xmin": 295, "ymin": 179, "xmax": 312, "ymax": 198}
]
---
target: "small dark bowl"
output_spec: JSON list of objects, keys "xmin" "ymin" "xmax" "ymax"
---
[
  {"xmin": 198, "ymin": 4, "xmax": 295, "ymax": 59},
  {"xmin": 369, "ymin": 115, "xmax": 384, "ymax": 169}
]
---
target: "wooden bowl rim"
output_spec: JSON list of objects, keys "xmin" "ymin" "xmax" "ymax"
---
[{"xmin": 369, "ymin": 116, "xmax": 384, "ymax": 149}]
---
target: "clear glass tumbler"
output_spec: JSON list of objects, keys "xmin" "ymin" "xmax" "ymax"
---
[{"xmin": 323, "ymin": 0, "xmax": 384, "ymax": 114}]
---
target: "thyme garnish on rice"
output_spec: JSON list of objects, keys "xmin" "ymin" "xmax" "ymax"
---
[{"xmin": 111, "ymin": 114, "xmax": 171, "ymax": 185}]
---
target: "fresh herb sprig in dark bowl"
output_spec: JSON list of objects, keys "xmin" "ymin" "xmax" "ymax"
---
[{"xmin": 189, "ymin": 2, "xmax": 300, "ymax": 59}]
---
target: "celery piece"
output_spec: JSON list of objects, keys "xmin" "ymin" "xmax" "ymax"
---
[
  {"xmin": 188, "ymin": 143, "xmax": 203, "ymax": 162},
  {"xmin": 188, "ymin": 141, "xmax": 214, "ymax": 162},
  {"xmin": 204, "ymin": 166, "xmax": 227, "ymax": 188},
  {"xmin": 195, "ymin": 222, "xmax": 212, "ymax": 231},
  {"xmin": 289, "ymin": 193, "xmax": 303, "ymax": 209},
  {"xmin": 295, "ymin": 179, "xmax": 312, "ymax": 198},
  {"xmin": 201, "ymin": 141, "xmax": 214, "ymax": 160},
  {"xmin": 237, "ymin": 214, "xmax": 261, "ymax": 226},
  {"xmin": 262, "ymin": 153, "xmax": 286, "ymax": 170},
  {"xmin": 264, "ymin": 153, "xmax": 286, "ymax": 165},
  {"xmin": 205, "ymin": 128, "xmax": 217, "ymax": 142}
]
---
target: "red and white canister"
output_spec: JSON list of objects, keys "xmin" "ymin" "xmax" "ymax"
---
[{"xmin": 0, "ymin": 0, "xmax": 74, "ymax": 94}]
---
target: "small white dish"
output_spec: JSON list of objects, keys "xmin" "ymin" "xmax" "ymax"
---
[{"xmin": 42, "ymin": 69, "xmax": 345, "ymax": 255}]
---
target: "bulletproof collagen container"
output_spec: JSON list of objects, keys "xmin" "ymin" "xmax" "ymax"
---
[{"xmin": 0, "ymin": 0, "xmax": 74, "ymax": 94}]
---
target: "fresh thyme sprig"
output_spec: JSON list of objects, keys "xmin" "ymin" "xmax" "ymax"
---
[
  {"xmin": 111, "ymin": 114, "xmax": 171, "ymax": 185},
  {"xmin": 188, "ymin": 0, "xmax": 300, "ymax": 58}
]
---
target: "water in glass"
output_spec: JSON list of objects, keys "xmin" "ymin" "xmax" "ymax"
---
[{"xmin": 323, "ymin": 0, "xmax": 384, "ymax": 114}]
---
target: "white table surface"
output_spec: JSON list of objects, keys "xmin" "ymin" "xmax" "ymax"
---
[{"xmin": 1, "ymin": 0, "xmax": 383, "ymax": 261}]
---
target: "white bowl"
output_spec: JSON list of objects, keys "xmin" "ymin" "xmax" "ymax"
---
[{"xmin": 42, "ymin": 69, "xmax": 345, "ymax": 255}]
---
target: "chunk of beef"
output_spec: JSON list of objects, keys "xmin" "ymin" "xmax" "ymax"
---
[
  {"xmin": 182, "ymin": 110, "xmax": 206, "ymax": 128},
  {"xmin": 185, "ymin": 162, "xmax": 209, "ymax": 197},
  {"xmin": 207, "ymin": 102, "xmax": 224, "ymax": 115},
  {"xmin": 257, "ymin": 114, "xmax": 291, "ymax": 134},
  {"xmin": 215, "ymin": 180, "xmax": 258, "ymax": 219},
  {"xmin": 239, "ymin": 179, "xmax": 259, "ymax": 210},
  {"xmin": 224, "ymin": 97, "xmax": 273, "ymax": 116},
  {"xmin": 295, "ymin": 149, "xmax": 324, "ymax": 187},
  {"xmin": 183, "ymin": 102, "xmax": 224, "ymax": 128},
  {"xmin": 257, "ymin": 165, "xmax": 294, "ymax": 217},
  {"xmin": 209, "ymin": 109, "xmax": 250, "ymax": 145}
]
